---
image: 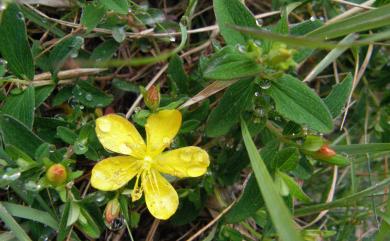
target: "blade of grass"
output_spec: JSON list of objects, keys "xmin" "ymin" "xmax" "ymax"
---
[
  {"xmin": 241, "ymin": 118, "xmax": 303, "ymax": 241},
  {"xmin": 303, "ymin": 34, "xmax": 357, "ymax": 82},
  {"xmin": 307, "ymin": 3, "xmax": 390, "ymax": 39},
  {"xmin": 332, "ymin": 143, "xmax": 390, "ymax": 155},
  {"xmin": 0, "ymin": 202, "xmax": 32, "ymax": 241},
  {"xmin": 295, "ymin": 176, "xmax": 390, "ymax": 216}
]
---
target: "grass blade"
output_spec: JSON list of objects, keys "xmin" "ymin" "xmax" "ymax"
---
[
  {"xmin": 241, "ymin": 119, "xmax": 303, "ymax": 241},
  {"xmin": 0, "ymin": 202, "xmax": 32, "ymax": 241},
  {"xmin": 332, "ymin": 143, "xmax": 390, "ymax": 155}
]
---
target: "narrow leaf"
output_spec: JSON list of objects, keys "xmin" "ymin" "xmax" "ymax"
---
[
  {"xmin": 241, "ymin": 119, "xmax": 303, "ymax": 241},
  {"xmin": 0, "ymin": 202, "xmax": 32, "ymax": 241}
]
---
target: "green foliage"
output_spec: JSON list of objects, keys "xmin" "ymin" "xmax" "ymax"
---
[{"xmin": 1, "ymin": 1, "xmax": 390, "ymax": 240}]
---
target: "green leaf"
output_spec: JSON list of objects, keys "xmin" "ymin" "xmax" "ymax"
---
[
  {"xmin": 99, "ymin": 0, "xmax": 129, "ymax": 15},
  {"xmin": 206, "ymin": 78, "xmax": 255, "ymax": 137},
  {"xmin": 265, "ymin": 75, "xmax": 333, "ymax": 133},
  {"xmin": 324, "ymin": 74, "xmax": 353, "ymax": 118},
  {"xmin": 56, "ymin": 126, "xmax": 77, "ymax": 144},
  {"xmin": 67, "ymin": 202, "xmax": 81, "ymax": 226},
  {"xmin": 57, "ymin": 201, "xmax": 71, "ymax": 241},
  {"xmin": 2, "ymin": 202, "xmax": 58, "ymax": 229},
  {"xmin": 80, "ymin": 1, "xmax": 106, "ymax": 32},
  {"xmin": 50, "ymin": 36, "xmax": 84, "ymax": 76},
  {"xmin": 213, "ymin": 0, "xmax": 257, "ymax": 46},
  {"xmin": 0, "ymin": 114, "xmax": 44, "ymax": 157},
  {"xmin": 168, "ymin": 54, "xmax": 189, "ymax": 93},
  {"xmin": 203, "ymin": 46, "xmax": 262, "ymax": 80},
  {"xmin": 224, "ymin": 174, "xmax": 263, "ymax": 223},
  {"xmin": 1, "ymin": 86, "xmax": 35, "ymax": 129},
  {"xmin": 90, "ymin": 39, "xmax": 119, "ymax": 62},
  {"xmin": 307, "ymin": 4, "xmax": 390, "ymax": 40},
  {"xmin": 241, "ymin": 119, "xmax": 303, "ymax": 241},
  {"xmin": 112, "ymin": 79, "xmax": 139, "ymax": 93},
  {"xmin": 0, "ymin": 3, "xmax": 34, "ymax": 80},
  {"xmin": 0, "ymin": 202, "xmax": 32, "ymax": 241},
  {"xmin": 277, "ymin": 171, "xmax": 312, "ymax": 203},
  {"xmin": 76, "ymin": 207, "xmax": 101, "ymax": 239},
  {"xmin": 35, "ymin": 85, "xmax": 55, "ymax": 107},
  {"xmin": 72, "ymin": 81, "xmax": 113, "ymax": 108},
  {"xmin": 332, "ymin": 143, "xmax": 390, "ymax": 155},
  {"xmin": 277, "ymin": 147, "xmax": 300, "ymax": 171}
]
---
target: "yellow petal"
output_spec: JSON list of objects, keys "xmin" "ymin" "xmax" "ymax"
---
[
  {"xmin": 155, "ymin": 146, "xmax": 210, "ymax": 178},
  {"xmin": 145, "ymin": 109, "xmax": 182, "ymax": 156},
  {"xmin": 96, "ymin": 114, "xmax": 146, "ymax": 158},
  {"xmin": 91, "ymin": 156, "xmax": 141, "ymax": 191},
  {"xmin": 142, "ymin": 170, "xmax": 178, "ymax": 220}
]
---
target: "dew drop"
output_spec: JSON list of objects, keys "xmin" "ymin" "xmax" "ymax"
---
[
  {"xmin": 236, "ymin": 44, "xmax": 246, "ymax": 53},
  {"xmin": 162, "ymin": 137, "xmax": 171, "ymax": 146},
  {"xmin": 169, "ymin": 35, "xmax": 176, "ymax": 42},
  {"xmin": 254, "ymin": 91, "xmax": 260, "ymax": 97},
  {"xmin": 254, "ymin": 107, "xmax": 265, "ymax": 118},
  {"xmin": 0, "ymin": 3, "xmax": 6, "ymax": 11},
  {"xmin": 256, "ymin": 18, "xmax": 263, "ymax": 27},
  {"xmin": 16, "ymin": 12, "xmax": 25, "ymax": 21},
  {"xmin": 0, "ymin": 58, "xmax": 8, "ymax": 66},
  {"xmin": 106, "ymin": 216, "xmax": 125, "ymax": 231},
  {"xmin": 187, "ymin": 167, "xmax": 205, "ymax": 177},
  {"xmin": 128, "ymin": 8, "xmax": 133, "ymax": 13},
  {"xmin": 73, "ymin": 140, "xmax": 88, "ymax": 154},
  {"xmin": 98, "ymin": 119, "xmax": 112, "ymax": 132},
  {"xmin": 85, "ymin": 93, "xmax": 93, "ymax": 101},
  {"xmin": 180, "ymin": 151, "xmax": 192, "ymax": 162},
  {"xmin": 24, "ymin": 181, "xmax": 42, "ymax": 192},
  {"xmin": 119, "ymin": 143, "xmax": 132, "ymax": 154},
  {"xmin": 259, "ymin": 80, "xmax": 271, "ymax": 89},
  {"xmin": 310, "ymin": 16, "xmax": 316, "ymax": 22},
  {"xmin": 2, "ymin": 171, "xmax": 21, "ymax": 181},
  {"xmin": 134, "ymin": 107, "xmax": 141, "ymax": 113}
]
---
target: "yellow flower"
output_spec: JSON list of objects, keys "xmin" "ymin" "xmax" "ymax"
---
[{"xmin": 91, "ymin": 109, "xmax": 210, "ymax": 220}]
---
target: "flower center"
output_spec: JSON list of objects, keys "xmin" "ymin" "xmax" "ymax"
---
[{"xmin": 142, "ymin": 156, "xmax": 154, "ymax": 170}]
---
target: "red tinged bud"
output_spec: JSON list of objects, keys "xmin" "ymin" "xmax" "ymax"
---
[
  {"xmin": 46, "ymin": 164, "xmax": 68, "ymax": 186},
  {"xmin": 104, "ymin": 199, "xmax": 121, "ymax": 225},
  {"xmin": 142, "ymin": 85, "xmax": 160, "ymax": 111},
  {"xmin": 316, "ymin": 144, "xmax": 336, "ymax": 158},
  {"xmin": 104, "ymin": 106, "xmax": 115, "ymax": 115}
]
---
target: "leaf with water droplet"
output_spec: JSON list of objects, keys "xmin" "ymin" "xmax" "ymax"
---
[{"xmin": 72, "ymin": 81, "xmax": 113, "ymax": 108}]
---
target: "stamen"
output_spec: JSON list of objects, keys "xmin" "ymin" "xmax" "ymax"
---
[{"xmin": 131, "ymin": 172, "xmax": 143, "ymax": 202}]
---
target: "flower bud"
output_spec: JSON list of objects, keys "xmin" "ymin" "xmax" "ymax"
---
[
  {"xmin": 316, "ymin": 144, "xmax": 336, "ymax": 158},
  {"xmin": 142, "ymin": 85, "xmax": 160, "ymax": 111},
  {"xmin": 46, "ymin": 164, "xmax": 68, "ymax": 186},
  {"xmin": 104, "ymin": 198, "xmax": 121, "ymax": 226},
  {"xmin": 303, "ymin": 135, "xmax": 324, "ymax": 152}
]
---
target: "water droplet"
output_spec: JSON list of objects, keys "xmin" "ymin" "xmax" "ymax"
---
[
  {"xmin": 254, "ymin": 40, "xmax": 262, "ymax": 47},
  {"xmin": 254, "ymin": 107, "xmax": 265, "ymax": 117},
  {"xmin": 236, "ymin": 44, "xmax": 246, "ymax": 53},
  {"xmin": 73, "ymin": 140, "xmax": 88, "ymax": 154},
  {"xmin": 106, "ymin": 216, "xmax": 125, "ymax": 231},
  {"xmin": 119, "ymin": 143, "xmax": 132, "ymax": 155},
  {"xmin": 310, "ymin": 16, "xmax": 316, "ymax": 22},
  {"xmin": 16, "ymin": 12, "xmax": 25, "ymax": 21},
  {"xmin": 169, "ymin": 34, "xmax": 176, "ymax": 42},
  {"xmin": 79, "ymin": 105, "xmax": 84, "ymax": 110},
  {"xmin": 2, "ymin": 171, "xmax": 21, "ymax": 181},
  {"xmin": 85, "ymin": 93, "xmax": 93, "ymax": 101},
  {"xmin": 0, "ymin": 3, "xmax": 7, "ymax": 11},
  {"xmin": 256, "ymin": 18, "xmax": 263, "ymax": 27},
  {"xmin": 254, "ymin": 92, "xmax": 260, "ymax": 97},
  {"xmin": 0, "ymin": 58, "xmax": 8, "ymax": 66},
  {"xmin": 128, "ymin": 8, "xmax": 133, "ymax": 13},
  {"xmin": 24, "ymin": 181, "xmax": 42, "ymax": 192},
  {"xmin": 70, "ymin": 50, "xmax": 79, "ymax": 58},
  {"xmin": 94, "ymin": 191, "xmax": 106, "ymax": 204},
  {"xmin": 98, "ymin": 119, "xmax": 111, "ymax": 132},
  {"xmin": 162, "ymin": 137, "xmax": 171, "ymax": 146},
  {"xmin": 180, "ymin": 151, "xmax": 192, "ymax": 162},
  {"xmin": 134, "ymin": 107, "xmax": 141, "ymax": 113},
  {"xmin": 187, "ymin": 167, "xmax": 206, "ymax": 177},
  {"xmin": 259, "ymin": 80, "xmax": 271, "ymax": 89}
]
